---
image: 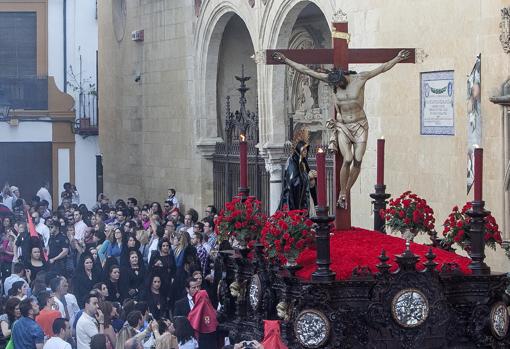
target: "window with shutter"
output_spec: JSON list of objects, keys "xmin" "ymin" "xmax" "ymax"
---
[{"xmin": 0, "ymin": 11, "xmax": 47, "ymax": 110}]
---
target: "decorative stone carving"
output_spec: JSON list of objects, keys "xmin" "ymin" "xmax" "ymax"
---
[
  {"xmin": 333, "ymin": 9, "xmax": 348, "ymax": 23},
  {"xmin": 415, "ymin": 48, "xmax": 429, "ymax": 63},
  {"xmin": 196, "ymin": 137, "xmax": 223, "ymax": 160},
  {"xmin": 286, "ymin": 27, "xmax": 329, "ymax": 144},
  {"xmin": 248, "ymin": 0, "xmax": 255, "ymax": 8},
  {"xmin": 500, "ymin": 7, "xmax": 510, "ymax": 53},
  {"xmin": 194, "ymin": 0, "xmax": 202, "ymax": 17},
  {"xmin": 264, "ymin": 160, "xmax": 282, "ymax": 179},
  {"xmin": 251, "ymin": 51, "xmax": 266, "ymax": 65}
]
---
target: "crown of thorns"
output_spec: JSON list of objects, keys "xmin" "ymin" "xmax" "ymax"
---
[{"xmin": 326, "ymin": 68, "xmax": 357, "ymax": 86}]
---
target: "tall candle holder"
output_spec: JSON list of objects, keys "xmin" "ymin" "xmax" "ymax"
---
[
  {"xmin": 370, "ymin": 185, "xmax": 391, "ymax": 233},
  {"xmin": 370, "ymin": 137, "xmax": 390, "ymax": 233},
  {"xmin": 238, "ymin": 134, "xmax": 250, "ymax": 200},
  {"xmin": 466, "ymin": 200, "xmax": 491, "ymax": 275},
  {"xmin": 311, "ymin": 206, "xmax": 336, "ymax": 282}
]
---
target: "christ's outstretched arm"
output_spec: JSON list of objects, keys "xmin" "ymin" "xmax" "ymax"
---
[
  {"xmin": 272, "ymin": 52, "xmax": 328, "ymax": 82},
  {"xmin": 360, "ymin": 50, "xmax": 410, "ymax": 80}
]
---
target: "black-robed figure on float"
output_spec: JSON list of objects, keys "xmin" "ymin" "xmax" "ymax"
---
[{"xmin": 278, "ymin": 137, "xmax": 316, "ymax": 212}]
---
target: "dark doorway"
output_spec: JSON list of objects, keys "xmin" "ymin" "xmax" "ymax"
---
[{"xmin": 0, "ymin": 142, "xmax": 52, "ymax": 202}]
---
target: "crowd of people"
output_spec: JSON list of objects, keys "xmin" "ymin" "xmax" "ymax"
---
[{"xmin": 0, "ymin": 183, "xmax": 273, "ymax": 349}]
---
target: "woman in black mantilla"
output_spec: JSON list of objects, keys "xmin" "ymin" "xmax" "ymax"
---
[{"xmin": 278, "ymin": 139, "xmax": 315, "ymax": 212}]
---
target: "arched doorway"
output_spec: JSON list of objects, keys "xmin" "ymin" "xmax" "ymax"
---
[
  {"xmin": 207, "ymin": 13, "xmax": 269, "ymax": 212},
  {"xmin": 284, "ymin": 3, "xmax": 331, "ymax": 145},
  {"xmin": 267, "ymin": 1, "xmax": 331, "ymax": 146},
  {"xmin": 216, "ymin": 15, "xmax": 257, "ymax": 140},
  {"xmin": 262, "ymin": 1, "xmax": 334, "ymax": 213}
]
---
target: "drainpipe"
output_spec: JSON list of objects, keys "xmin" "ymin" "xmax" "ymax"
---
[{"xmin": 63, "ymin": 0, "xmax": 67, "ymax": 92}]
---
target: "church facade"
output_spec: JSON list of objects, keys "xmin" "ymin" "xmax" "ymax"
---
[{"xmin": 98, "ymin": 0, "xmax": 510, "ymax": 270}]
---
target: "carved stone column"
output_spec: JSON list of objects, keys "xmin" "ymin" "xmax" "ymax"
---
[
  {"xmin": 490, "ymin": 78, "xmax": 510, "ymax": 241},
  {"xmin": 261, "ymin": 143, "xmax": 287, "ymax": 214}
]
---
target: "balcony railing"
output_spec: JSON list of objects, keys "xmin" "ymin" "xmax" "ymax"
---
[{"xmin": 75, "ymin": 92, "xmax": 98, "ymax": 136}]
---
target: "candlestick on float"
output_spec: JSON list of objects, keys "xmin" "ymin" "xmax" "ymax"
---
[
  {"xmin": 466, "ymin": 145, "xmax": 490, "ymax": 274},
  {"xmin": 370, "ymin": 136, "xmax": 391, "ymax": 233},
  {"xmin": 473, "ymin": 146, "xmax": 483, "ymax": 201},
  {"xmin": 376, "ymin": 138, "xmax": 385, "ymax": 185},
  {"xmin": 311, "ymin": 146, "xmax": 335, "ymax": 282},
  {"xmin": 238, "ymin": 134, "xmax": 249, "ymax": 199},
  {"xmin": 316, "ymin": 148, "xmax": 327, "ymax": 207}
]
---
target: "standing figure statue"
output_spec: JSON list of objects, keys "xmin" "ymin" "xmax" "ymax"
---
[
  {"xmin": 278, "ymin": 139, "xmax": 316, "ymax": 212},
  {"xmin": 273, "ymin": 50, "xmax": 410, "ymax": 208}
]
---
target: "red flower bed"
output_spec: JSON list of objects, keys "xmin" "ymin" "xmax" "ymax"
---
[{"xmin": 296, "ymin": 227, "xmax": 472, "ymax": 280}]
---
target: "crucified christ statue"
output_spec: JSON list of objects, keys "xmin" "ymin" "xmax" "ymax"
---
[{"xmin": 273, "ymin": 49, "xmax": 410, "ymax": 208}]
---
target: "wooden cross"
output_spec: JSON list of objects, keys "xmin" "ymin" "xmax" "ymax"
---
[{"xmin": 266, "ymin": 18, "xmax": 415, "ymax": 230}]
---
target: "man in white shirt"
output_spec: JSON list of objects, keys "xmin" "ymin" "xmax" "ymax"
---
[
  {"xmin": 32, "ymin": 212, "xmax": 50, "ymax": 248},
  {"xmin": 43, "ymin": 318, "xmax": 72, "ymax": 349},
  {"xmin": 36, "ymin": 182, "xmax": 53, "ymax": 210},
  {"xmin": 0, "ymin": 185, "xmax": 13, "ymax": 211},
  {"xmin": 4, "ymin": 262, "xmax": 29, "ymax": 296},
  {"xmin": 147, "ymin": 224, "xmax": 164, "ymax": 263},
  {"xmin": 73, "ymin": 211, "xmax": 88, "ymax": 242},
  {"xmin": 173, "ymin": 277, "xmax": 200, "ymax": 317},
  {"xmin": 76, "ymin": 294, "xmax": 104, "ymax": 349},
  {"xmin": 51, "ymin": 277, "xmax": 80, "ymax": 328},
  {"xmin": 9, "ymin": 186, "xmax": 20, "ymax": 202}
]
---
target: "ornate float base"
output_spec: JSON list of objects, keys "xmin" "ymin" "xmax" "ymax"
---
[{"xmin": 216, "ymin": 230, "xmax": 510, "ymax": 348}]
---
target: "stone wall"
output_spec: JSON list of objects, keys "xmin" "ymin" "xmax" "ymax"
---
[{"xmin": 99, "ymin": 0, "xmax": 207, "ymax": 210}]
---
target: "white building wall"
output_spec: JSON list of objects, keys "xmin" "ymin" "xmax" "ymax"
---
[
  {"xmin": 0, "ymin": 122, "xmax": 52, "ymax": 142},
  {"xmin": 48, "ymin": 0, "xmax": 65, "ymax": 90},
  {"xmin": 66, "ymin": 0, "xmax": 98, "ymax": 90},
  {"xmin": 67, "ymin": 0, "xmax": 99, "ymax": 208},
  {"xmin": 75, "ymin": 136, "xmax": 100, "ymax": 207},
  {"xmin": 47, "ymin": 0, "xmax": 99, "ymax": 208}
]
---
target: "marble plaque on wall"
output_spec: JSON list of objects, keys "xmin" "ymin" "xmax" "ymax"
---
[{"xmin": 420, "ymin": 71, "xmax": 455, "ymax": 136}]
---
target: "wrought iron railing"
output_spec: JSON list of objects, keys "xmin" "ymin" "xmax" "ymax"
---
[
  {"xmin": 75, "ymin": 92, "xmax": 98, "ymax": 135},
  {"xmin": 213, "ymin": 141, "xmax": 270, "ymax": 213}
]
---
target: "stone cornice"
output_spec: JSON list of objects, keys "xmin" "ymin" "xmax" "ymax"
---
[
  {"xmin": 490, "ymin": 95, "xmax": 510, "ymax": 107},
  {"xmin": 196, "ymin": 137, "xmax": 223, "ymax": 160}
]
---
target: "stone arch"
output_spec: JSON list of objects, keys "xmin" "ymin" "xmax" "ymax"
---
[
  {"xmin": 194, "ymin": 1, "xmax": 257, "ymax": 153},
  {"xmin": 258, "ymin": 0, "xmax": 334, "ymax": 146},
  {"xmin": 255, "ymin": 0, "xmax": 334, "ymax": 213},
  {"xmin": 285, "ymin": 4, "xmax": 331, "ymax": 145},
  {"xmin": 216, "ymin": 16, "xmax": 258, "ymax": 140}
]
